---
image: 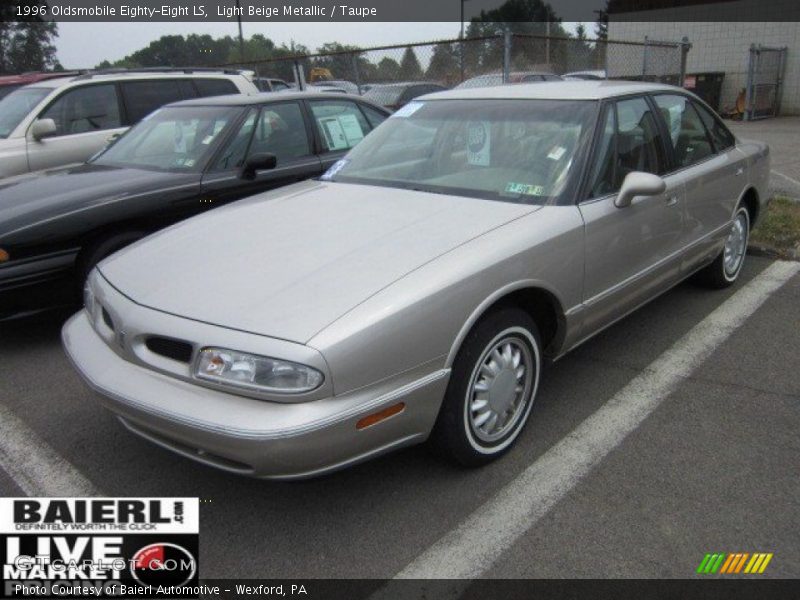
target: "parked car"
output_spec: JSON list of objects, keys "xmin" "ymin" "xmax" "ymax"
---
[
  {"xmin": 563, "ymin": 70, "xmax": 607, "ymax": 81},
  {"xmin": 63, "ymin": 81, "xmax": 769, "ymax": 479},
  {"xmin": 254, "ymin": 77, "xmax": 292, "ymax": 92},
  {"xmin": 0, "ymin": 71, "xmax": 80, "ymax": 100},
  {"xmin": 0, "ymin": 92, "xmax": 389, "ymax": 320},
  {"xmin": 314, "ymin": 80, "xmax": 361, "ymax": 95},
  {"xmin": 455, "ymin": 71, "xmax": 563, "ymax": 89},
  {"xmin": 0, "ymin": 68, "xmax": 260, "ymax": 179},
  {"xmin": 364, "ymin": 82, "xmax": 448, "ymax": 111}
]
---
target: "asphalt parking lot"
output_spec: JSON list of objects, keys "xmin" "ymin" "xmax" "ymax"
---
[
  {"xmin": 0, "ymin": 254, "xmax": 798, "ymax": 580},
  {"xmin": 729, "ymin": 116, "xmax": 800, "ymax": 200}
]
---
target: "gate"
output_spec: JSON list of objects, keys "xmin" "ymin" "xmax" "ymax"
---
[{"xmin": 744, "ymin": 44, "xmax": 788, "ymax": 120}]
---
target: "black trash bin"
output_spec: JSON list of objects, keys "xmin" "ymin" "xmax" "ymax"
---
[{"xmin": 684, "ymin": 72, "xmax": 726, "ymax": 111}]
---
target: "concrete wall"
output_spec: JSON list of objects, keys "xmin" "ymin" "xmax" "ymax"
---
[{"xmin": 609, "ymin": 4, "xmax": 799, "ymax": 115}]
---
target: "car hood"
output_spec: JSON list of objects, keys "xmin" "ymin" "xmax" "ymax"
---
[
  {"xmin": 0, "ymin": 163, "xmax": 198, "ymax": 238},
  {"xmin": 100, "ymin": 181, "xmax": 539, "ymax": 343}
]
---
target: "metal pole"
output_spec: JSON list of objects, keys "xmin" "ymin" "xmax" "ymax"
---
[
  {"xmin": 679, "ymin": 36, "xmax": 691, "ymax": 87},
  {"xmin": 351, "ymin": 53, "xmax": 362, "ymax": 95},
  {"xmin": 235, "ymin": 0, "xmax": 245, "ymax": 63},
  {"xmin": 503, "ymin": 30, "xmax": 511, "ymax": 83},
  {"xmin": 743, "ymin": 43, "xmax": 756, "ymax": 121},
  {"xmin": 545, "ymin": 20, "xmax": 550, "ymax": 66},
  {"xmin": 642, "ymin": 36, "xmax": 649, "ymax": 80}
]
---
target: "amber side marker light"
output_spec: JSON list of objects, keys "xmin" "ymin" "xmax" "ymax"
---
[
  {"xmin": 0, "ymin": 248, "xmax": 9, "ymax": 263},
  {"xmin": 356, "ymin": 402, "xmax": 405, "ymax": 430}
]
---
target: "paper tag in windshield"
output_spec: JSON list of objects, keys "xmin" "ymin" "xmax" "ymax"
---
[
  {"xmin": 547, "ymin": 146, "xmax": 567, "ymax": 160},
  {"xmin": 392, "ymin": 101, "xmax": 424, "ymax": 118},
  {"xmin": 321, "ymin": 159, "xmax": 348, "ymax": 181},
  {"xmin": 505, "ymin": 182, "xmax": 545, "ymax": 196}
]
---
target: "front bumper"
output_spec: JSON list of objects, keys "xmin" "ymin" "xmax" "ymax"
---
[
  {"xmin": 0, "ymin": 250, "xmax": 78, "ymax": 320},
  {"xmin": 62, "ymin": 311, "xmax": 449, "ymax": 479}
]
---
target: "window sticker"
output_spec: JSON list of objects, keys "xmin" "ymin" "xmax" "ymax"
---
[
  {"xmin": 391, "ymin": 101, "xmax": 424, "ymax": 118},
  {"xmin": 320, "ymin": 158, "xmax": 349, "ymax": 181},
  {"xmin": 505, "ymin": 182, "xmax": 545, "ymax": 196},
  {"xmin": 467, "ymin": 121, "xmax": 490, "ymax": 166},
  {"xmin": 338, "ymin": 113, "xmax": 364, "ymax": 145},
  {"xmin": 547, "ymin": 146, "xmax": 567, "ymax": 160},
  {"xmin": 319, "ymin": 116, "xmax": 349, "ymax": 151}
]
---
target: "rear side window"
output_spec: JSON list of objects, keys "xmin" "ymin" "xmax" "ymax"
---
[
  {"xmin": 693, "ymin": 100, "xmax": 736, "ymax": 152},
  {"xmin": 653, "ymin": 94, "xmax": 713, "ymax": 168},
  {"xmin": 121, "ymin": 80, "xmax": 185, "ymax": 123},
  {"xmin": 247, "ymin": 102, "xmax": 311, "ymax": 163},
  {"xmin": 309, "ymin": 100, "xmax": 372, "ymax": 152},
  {"xmin": 40, "ymin": 84, "xmax": 121, "ymax": 136},
  {"xmin": 195, "ymin": 78, "xmax": 238, "ymax": 97}
]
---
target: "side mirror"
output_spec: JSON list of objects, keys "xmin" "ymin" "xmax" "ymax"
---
[
  {"xmin": 615, "ymin": 171, "xmax": 666, "ymax": 208},
  {"xmin": 240, "ymin": 153, "xmax": 277, "ymax": 179},
  {"xmin": 31, "ymin": 118, "xmax": 57, "ymax": 141}
]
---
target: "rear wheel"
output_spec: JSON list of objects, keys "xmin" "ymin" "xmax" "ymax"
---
[
  {"xmin": 694, "ymin": 206, "xmax": 749, "ymax": 289},
  {"xmin": 431, "ymin": 307, "xmax": 541, "ymax": 467}
]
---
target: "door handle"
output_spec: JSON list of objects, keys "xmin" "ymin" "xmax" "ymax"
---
[
  {"xmin": 665, "ymin": 195, "xmax": 679, "ymax": 207},
  {"xmin": 735, "ymin": 167, "xmax": 744, "ymax": 176}
]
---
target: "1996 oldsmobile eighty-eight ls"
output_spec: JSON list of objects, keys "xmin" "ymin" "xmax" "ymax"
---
[{"xmin": 63, "ymin": 81, "xmax": 770, "ymax": 479}]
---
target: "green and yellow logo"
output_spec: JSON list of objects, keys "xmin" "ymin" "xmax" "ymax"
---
[{"xmin": 697, "ymin": 552, "xmax": 773, "ymax": 574}]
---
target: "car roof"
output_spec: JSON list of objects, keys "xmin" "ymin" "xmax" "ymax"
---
[
  {"xmin": 167, "ymin": 91, "xmax": 377, "ymax": 107},
  {"xmin": 16, "ymin": 70, "xmax": 250, "ymax": 90},
  {"xmin": 422, "ymin": 80, "xmax": 683, "ymax": 101}
]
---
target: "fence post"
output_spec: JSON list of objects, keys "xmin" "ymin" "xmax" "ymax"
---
[
  {"xmin": 642, "ymin": 36, "xmax": 649, "ymax": 80},
  {"xmin": 351, "ymin": 52, "xmax": 362, "ymax": 95},
  {"xmin": 503, "ymin": 31, "xmax": 512, "ymax": 83},
  {"xmin": 775, "ymin": 46, "xmax": 787, "ymax": 117},
  {"xmin": 294, "ymin": 59, "xmax": 306, "ymax": 91},
  {"xmin": 679, "ymin": 36, "xmax": 691, "ymax": 87},
  {"xmin": 743, "ymin": 43, "xmax": 756, "ymax": 121}
]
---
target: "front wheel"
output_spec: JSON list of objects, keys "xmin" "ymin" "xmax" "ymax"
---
[
  {"xmin": 694, "ymin": 206, "xmax": 750, "ymax": 289},
  {"xmin": 431, "ymin": 307, "xmax": 542, "ymax": 467}
]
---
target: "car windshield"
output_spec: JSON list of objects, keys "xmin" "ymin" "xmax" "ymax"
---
[
  {"xmin": 0, "ymin": 87, "xmax": 51, "ymax": 138},
  {"xmin": 327, "ymin": 99, "xmax": 596, "ymax": 204},
  {"xmin": 92, "ymin": 105, "xmax": 242, "ymax": 171},
  {"xmin": 0, "ymin": 84, "xmax": 22, "ymax": 101}
]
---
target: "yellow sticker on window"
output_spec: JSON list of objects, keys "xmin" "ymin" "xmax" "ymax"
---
[{"xmin": 505, "ymin": 182, "xmax": 545, "ymax": 196}]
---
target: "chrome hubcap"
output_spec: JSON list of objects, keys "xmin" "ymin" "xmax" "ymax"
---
[
  {"xmin": 468, "ymin": 337, "xmax": 533, "ymax": 443},
  {"xmin": 723, "ymin": 213, "xmax": 748, "ymax": 276}
]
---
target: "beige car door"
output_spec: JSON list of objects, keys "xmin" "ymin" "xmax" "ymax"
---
[
  {"xmin": 27, "ymin": 83, "xmax": 126, "ymax": 172},
  {"xmin": 578, "ymin": 96, "xmax": 686, "ymax": 338}
]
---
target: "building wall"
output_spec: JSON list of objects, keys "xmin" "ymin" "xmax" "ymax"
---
[{"xmin": 609, "ymin": 6, "xmax": 799, "ymax": 115}]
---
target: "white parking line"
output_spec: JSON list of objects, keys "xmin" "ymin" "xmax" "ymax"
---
[
  {"xmin": 771, "ymin": 169, "xmax": 800, "ymax": 189},
  {"xmin": 0, "ymin": 403, "xmax": 101, "ymax": 496},
  {"xmin": 390, "ymin": 260, "xmax": 800, "ymax": 581}
]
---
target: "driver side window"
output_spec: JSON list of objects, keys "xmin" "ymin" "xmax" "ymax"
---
[
  {"xmin": 40, "ymin": 84, "xmax": 121, "ymax": 136},
  {"xmin": 587, "ymin": 97, "xmax": 667, "ymax": 199}
]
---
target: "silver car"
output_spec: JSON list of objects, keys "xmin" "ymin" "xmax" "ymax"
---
[
  {"xmin": 63, "ymin": 81, "xmax": 770, "ymax": 479},
  {"xmin": 0, "ymin": 69, "xmax": 259, "ymax": 178}
]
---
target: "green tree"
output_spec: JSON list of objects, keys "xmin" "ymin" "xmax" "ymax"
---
[
  {"xmin": 426, "ymin": 43, "xmax": 459, "ymax": 84},
  {"xmin": 375, "ymin": 57, "xmax": 401, "ymax": 81},
  {"xmin": 0, "ymin": 2, "xmax": 60, "ymax": 73},
  {"xmin": 398, "ymin": 47, "xmax": 422, "ymax": 80}
]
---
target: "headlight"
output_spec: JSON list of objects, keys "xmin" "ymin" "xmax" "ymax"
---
[
  {"xmin": 83, "ymin": 279, "xmax": 96, "ymax": 317},
  {"xmin": 194, "ymin": 347, "xmax": 324, "ymax": 394}
]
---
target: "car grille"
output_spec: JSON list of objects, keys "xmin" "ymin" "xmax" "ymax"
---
[{"xmin": 145, "ymin": 337, "xmax": 194, "ymax": 363}]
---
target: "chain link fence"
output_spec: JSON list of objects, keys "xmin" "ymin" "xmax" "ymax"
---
[{"xmin": 221, "ymin": 33, "xmax": 690, "ymax": 99}]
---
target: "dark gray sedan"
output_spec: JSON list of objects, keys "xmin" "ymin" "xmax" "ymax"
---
[{"xmin": 0, "ymin": 92, "xmax": 388, "ymax": 320}]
